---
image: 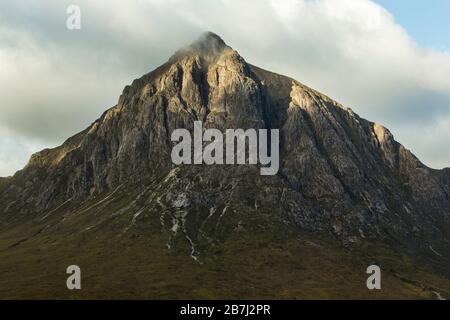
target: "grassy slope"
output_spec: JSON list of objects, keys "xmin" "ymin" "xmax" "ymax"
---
[
  {"xmin": 0, "ymin": 183, "xmax": 449, "ymax": 299},
  {"xmin": 0, "ymin": 225, "xmax": 449, "ymax": 299}
]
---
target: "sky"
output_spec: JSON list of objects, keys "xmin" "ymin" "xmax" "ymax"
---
[
  {"xmin": 375, "ymin": 0, "xmax": 450, "ymax": 51},
  {"xmin": 0, "ymin": 0, "xmax": 449, "ymax": 176}
]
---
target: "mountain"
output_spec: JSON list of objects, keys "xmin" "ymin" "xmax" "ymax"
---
[{"xmin": 0, "ymin": 32, "xmax": 449, "ymax": 299}]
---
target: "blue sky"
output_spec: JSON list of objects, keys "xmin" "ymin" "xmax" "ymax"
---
[{"xmin": 375, "ymin": 0, "xmax": 450, "ymax": 51}]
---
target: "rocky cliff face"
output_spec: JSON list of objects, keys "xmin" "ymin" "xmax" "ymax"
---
[{"xmin": 1, "ymin": 32, "xmax": 449, "ymax": 251}]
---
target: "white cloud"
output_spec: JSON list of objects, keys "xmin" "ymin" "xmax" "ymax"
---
[{"xmin": 0, "ymin": 0, "xmax": 449, "ymax": 177}]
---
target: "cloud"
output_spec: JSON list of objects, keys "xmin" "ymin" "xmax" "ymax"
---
[
  {"xmin": 0, "ymin": 0, "xmax": 449, "ymax": 176},
  {"xmin": 0, "ymin": 127, "xmax": 48, "ymax": 176}
]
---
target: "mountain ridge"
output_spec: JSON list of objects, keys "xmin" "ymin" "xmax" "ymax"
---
[
  {"xmin": 2, "ymin": 32, "xmax": 449, "ymax": 237},
  {"xmin": 0, "ymin": 32, "xmax": 449, "ymax": 299}
]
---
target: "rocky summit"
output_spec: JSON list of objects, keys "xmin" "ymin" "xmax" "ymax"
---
[{"xmin": 0, "ymin": 32, "xmax": 449, "ymax": 299}]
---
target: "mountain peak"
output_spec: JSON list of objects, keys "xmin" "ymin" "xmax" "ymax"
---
[
  {"xmin": 170, "ymin": 31, "xmax": 231, "ymax": 62},
  {"xmin": 192, "ymin": 31, "xmax": 227, "ymax": 51}
]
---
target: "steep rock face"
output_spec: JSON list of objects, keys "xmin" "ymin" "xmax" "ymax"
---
[{"xmin": 0, "ymin": 32, "xmax": 449, "ymax": 246}]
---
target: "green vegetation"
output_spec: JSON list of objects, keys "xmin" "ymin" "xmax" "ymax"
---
[{"xmin": 0, "ymin": 213, "xmax": 448, "ymax": 299}]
